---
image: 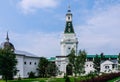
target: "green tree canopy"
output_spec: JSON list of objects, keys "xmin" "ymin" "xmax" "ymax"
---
[
  {"xmin": 38, "ymin": 57, "xmax": 58, "ymax": 77},
  {"xmin": 93, "ymin": 54, "xmax": 101, "ymax": 73},
  {"xmin": 76, "ymin": 50, "xmax": 87, "ymax": 75},
  {"xmin": 38, "ymin": 57, "xmax": 49, "ymax": 77},
  {"xmin": 68, "ymin": 49, "xmax": 76, "ymax": 76},
  {"xmin": 68, "ymin": 49, "xmax": 87, "ymax": 76},
  {"xmin": 118, "ymin": 53, "xmax": 120, "ymax": 70},
  {"xmin": 0, "ymin": 48, "xmax": 17, "ymax": 82},
  {"xmin": 100, "ymin": 53, "xmax": 105, "ymax": 60},
  {"xmin": 47, "ymin": 62, "xmax": 58, "ymax": 77}
]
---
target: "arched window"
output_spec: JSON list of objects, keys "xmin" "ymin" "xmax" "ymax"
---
[
  {"xmin": 68, "ymin": 16, "xmax": 70, "ymax": 20},
  {"xmin": 24, "ymin": 62, "xmax": 26, "ymax": 65},
  {"xmin": 30, "ymin": 62, "xmax": 32, "ymax": 65}
]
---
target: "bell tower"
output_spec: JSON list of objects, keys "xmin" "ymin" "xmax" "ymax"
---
[{"xmin": 61, "ymin": 6, "xmax": 78, "ymax": 56}]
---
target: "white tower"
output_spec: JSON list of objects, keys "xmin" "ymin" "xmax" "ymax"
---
[
  {"xmin": 61, "ymin": 7, "xmax": 78, "ymax": 56},
  {"xmin": 56, "ymin": 7, "xmax": 78, "ymax": 76}
]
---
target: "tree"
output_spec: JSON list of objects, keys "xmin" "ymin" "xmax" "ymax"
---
[
  {"xmin": 76, "ymin": 50, "xmax": 87, "ymax": 75},
  {"xmin": 93, "ymin": 54, "xmax": 101, "ymax": 73},
  {"xmin": 0, "ymin": 48, "xmax": 17, "ymax": 82},
  {"xmin": 118, "ymin": 53, "xmax": 120, "ymax": 70},
  {"xmin": 38, "ymin": 57, "xmax": 49, "ymax": 77},
  {"xmin": 68, "ymin": 49, "xmax": 87, "ymax": 76},
  {"xmin": 68, "ymin": 49, "xmax": 76, "ymax": 76},
  {"xmin": 28, "ymin": 71, "xmax": 35, "ymax": 78},
  {"xmin": 47, "ymin": 62, "xmax": 58, "ymax": 77},
  {"xmin": 100, "ymin": 53, "xmax": 105, "ymax": 60}
]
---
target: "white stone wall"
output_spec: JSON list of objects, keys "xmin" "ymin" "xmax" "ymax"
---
[
  {"xmin": 61, "ymin": 34, "xmax": 78, "ymax": 56},
  {"xmin": 56, "ymin": 57, "xmax": 68, "ymax": 76},
  {"xmin": 16, "ymin": 55, "xmax": 24, "ymax": 78},
  {"xmin": 85, "ymin": 61, "xmax": 95, "ymax": 74},
  {"xmin": 15, "ymin": 55, "xmax": 40, "ymax": 78},
  {"xmin": 23, "ymin": 56, "xmax": 39, "ymax": 78},
  {"xmin": 100, "ymin": 60, "xmax": 118, "ymax": 73}
]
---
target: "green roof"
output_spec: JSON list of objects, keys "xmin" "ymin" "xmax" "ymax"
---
[
  {"xmin": 87, "ymin": 55, "xmax": 118, "ymax": 58},
  {"xmin": 64, "ymin": 21, "xmax": 74, "ymax": 33},
  {"xmin": 48, "ymin": 57, "xmax": 56, "ymax": 61}
]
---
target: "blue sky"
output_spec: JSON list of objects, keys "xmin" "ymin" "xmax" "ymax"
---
[{"xmin": 0, "ymin": 0, "xmax": 120, "ymax": 57}]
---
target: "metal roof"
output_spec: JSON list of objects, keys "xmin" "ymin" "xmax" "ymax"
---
[
  {"xmin": 15, "ymin": 50, "xmax": 39, "ymax": 58},
  {"xmin": 87, "ymin": 55, "xmax": 118, "ymax": 58}
]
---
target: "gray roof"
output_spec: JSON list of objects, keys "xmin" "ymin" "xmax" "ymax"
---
[
  {"xmin": 101, "ymin": 60, "xmax": 118, "ymax": 64},
  {"xmin": 14, "ymin": 50, "xmax": 39, "ymax": 58}
]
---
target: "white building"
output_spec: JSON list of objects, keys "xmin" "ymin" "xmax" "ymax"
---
[
  {"xmin": 84, "ymin": 55, "xmax": 118, "ymax": 74},
  {"xmin": 85, "ymin": 61, "xmax": 95, "ymax": 74},
  {"xmin": 0, "ymin": 33, "xmax": 40, "ymax": 78},
  {"xmin": 15, "ymin": 50, "xmax": 40, "ymax": 78},
  {"xmin": 100, "ymin": 60, "xmax": 118, "ymax": 73}
]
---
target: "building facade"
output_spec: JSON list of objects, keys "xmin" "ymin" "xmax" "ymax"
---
[{"xmin": 0, "ymin": 33, "xmax": 40, "ymax": 78}]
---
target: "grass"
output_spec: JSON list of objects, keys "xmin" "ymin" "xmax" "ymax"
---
[
  {"xmin": 0, "ymin": 76, "xmax": 92, "ymax": 82},
  {"xmin": 0, "ymin": 80, "xmax": 6, "ymax": 82},
  {"xmin": 107, "ymin": 77, "xmax": 120, "ymax": 82},
  {"xmin": 0, "ymin": 78, "xmax": 65, "ymax": 82}
]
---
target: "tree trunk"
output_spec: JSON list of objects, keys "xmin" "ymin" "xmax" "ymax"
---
[{"xmin": 5, "ymin": 76, "xmax": 7, "ymax": 82}]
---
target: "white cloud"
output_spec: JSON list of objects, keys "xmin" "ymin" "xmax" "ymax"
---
[
  {"xmin": 77, "ymin": 4, "xmax": 120, "ymax": 55},
  {"xmin": 18, "ymin": 0, "xmax": 59, "ymax": 14}
]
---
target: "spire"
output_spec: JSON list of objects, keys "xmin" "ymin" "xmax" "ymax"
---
[
  {"xmin": 6, "ymin": 32, "xmax": 9, "ymax": 42},
  {"xmin": 64, "ymin": 6, "xmax": 74, "ymax": 34},
  {"xmin": 68, "ymin": 5, "xmax": 71, "ymax": 12}
]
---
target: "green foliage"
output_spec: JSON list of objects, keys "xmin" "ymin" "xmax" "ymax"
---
[
  {"xmin": 68, "ymin": 49, "xmax": 76, "ymax": 66},
  {"xmin": 100, "ymin": 53, "xmax": 105, "ymax": 60},
  {"xmin": 108, "ymin": 77, "xmax": 120, "ymax": 82},
  {"xmin": 118, "ymin": 53, "xmax": 120, "ymax": 64},
  {"xmin": 76, "ymin": 50, "xmax": 87, "ymax": 75},
  {"xmin": 68, "ymin": 49, "xmax": 76, "ymax": 76},
  {"xmin": 28, "ymin": 71, "xmax": 35, "ymax": 78},
  {"xmin": 38, "ymin": 57, "xmax": 58, "ymax": 78},
  {"xmin": 47, "ymin": 62, "xmax": 58, "ymax": 77},
  {"xmin": 39, "ymin": 80, "xmax": 46, "ymax": 82},
  {"xmin": 0, "ymin": 76, "xmax": 96, "ymax": 82},
  {"xmin": 64, "ymin": 75, "xmax": 70, "ymax": 82},
  {"xmin": 38, "ymin": 57, "xmax": 49, "ymax": 77},
  {"xmin": 68, "ymin": 49, "xmax": 87, "ymax": 76},
  {"xmin": 0, "ymin": 48, "xmax": 17, "ymax": 82},
  {"xmin": 93, "ymin": 54, "xmax": 101, "ymax": 73}
]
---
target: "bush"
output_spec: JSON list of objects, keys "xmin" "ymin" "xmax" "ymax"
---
[
  {"xmin": 79, "ymin": 72, "xmax": 120, "ymax": 82},
  {"xmin": 64, "ymin": 75, "xmax": 70, "ymax": 82},
  {"xmin": 40, "ymin": 80, "xmax": 46, "ymax": 82},
  {"xmin": 28, "ymin": 71, "xmax": 35, "ymax": 78},
  {"xmin": 18, "ymin": 74, "xmax": 21, "ymax": 80}
]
